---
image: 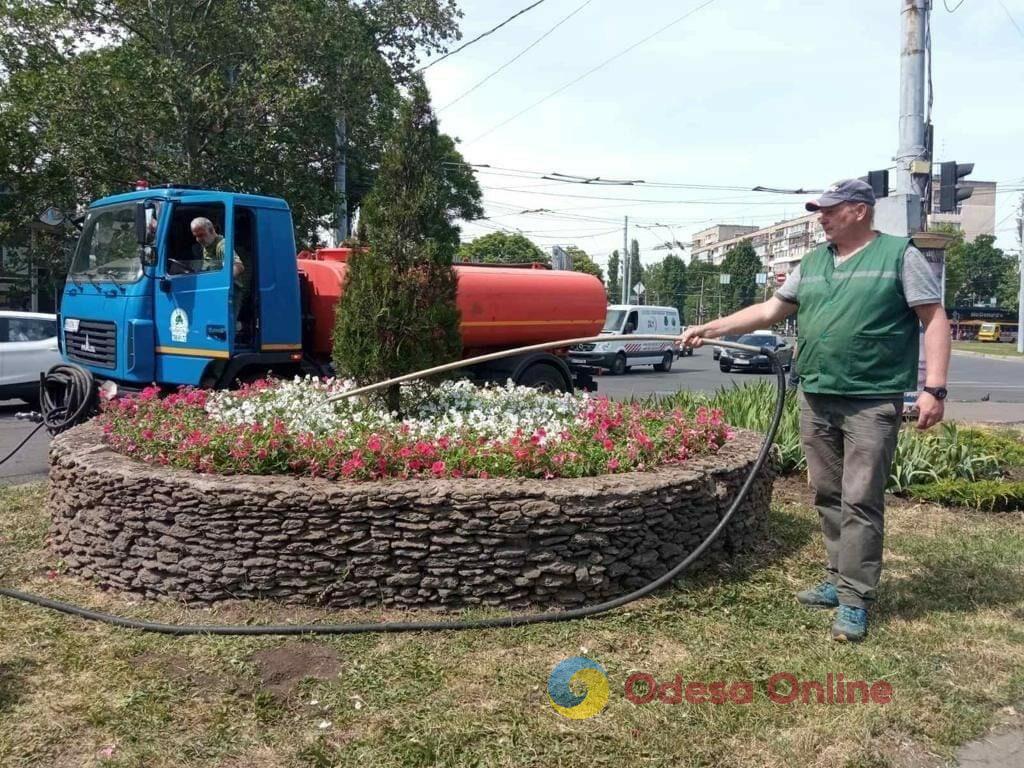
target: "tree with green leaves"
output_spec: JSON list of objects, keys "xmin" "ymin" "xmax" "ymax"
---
[
  {"xmin": 945, "ymin": 235, "xmax": 1013, "ymax": 308},
  {"xmin": 644, "ymin": 253, "xmax": 687, "ymax": 318},
  {"xmin": 607, "ymin": 249, "xmax": 620, "ymax": 302},
  {"xmin": 332, "ymin": 79, "xmax": 479, "ymax": 414},
  {"xmin": 719, "ymin": 239, "xmax": 761, "ymax": 315},
  {"xmin": 685, "ymin": 259, "xmax": 719, "ymax": 325},
  {"xmin": 563, "ymin": 246, "xmax": 604, "ymax": 283},
  {"xmin": 0, "ymin": 0, "xmax": 472, "ymax": 301},
  {"xmin": 456, "ymin": 231, "xmax": 549, "ymax": 265}
]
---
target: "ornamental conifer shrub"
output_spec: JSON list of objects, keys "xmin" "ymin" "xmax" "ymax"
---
[{"xmin": 332, "ymin": 79, "xmax": 463, "ymax": 414}]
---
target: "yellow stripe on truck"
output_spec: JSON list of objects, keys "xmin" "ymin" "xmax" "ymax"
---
[{"xmin": 155, "ymin": 346, "xmax": 230, "ymax": 359}]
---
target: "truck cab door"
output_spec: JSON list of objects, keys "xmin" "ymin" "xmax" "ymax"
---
[{"xmin": 152, "ymin": 199, "xmax": 235, "ymax": 385}]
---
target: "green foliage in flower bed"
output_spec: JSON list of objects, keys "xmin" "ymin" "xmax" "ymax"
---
[
  {"xmin": 97, "ymin": 378, "xmax": 733, "ymax": 480},
  {"xmin": 907, "ymin": 479, "xmax": 1024, "ymax": 512},
  {"xmin": 654, "ymin": 382, "xmax": 1020, "ymax": 500},
  {"xmin": 656, "ymin": 381, "xmax": 803, "ymax": 473}
]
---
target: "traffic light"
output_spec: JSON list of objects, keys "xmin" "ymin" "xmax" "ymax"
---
[
  {"xmin": 939, "ymin": 161, "xmax": 974, "ymax": 213},
  {"xmin": 858, "ymin": 170, "xmax": 889, "ymax": 198},
  {"xmin": 867, "ymin": 169, "xmax": 889, "ymax": 199}
]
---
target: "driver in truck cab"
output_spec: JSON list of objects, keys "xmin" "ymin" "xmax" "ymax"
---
[{"xmin": 189, "ymin": 217, "xmax": 247, "ymax": 327}]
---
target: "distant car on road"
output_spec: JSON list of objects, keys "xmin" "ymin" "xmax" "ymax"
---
[
  {"xmin": 675, "ymin": 326, "xmax": 695, "ymax": 358},
  {"xmin": 0, "ymin": 311, "xmax": 61, "ymax": 407},
  {"xmin": 719, "ymin": 333, "xmax": 793, "ymax": 373},
  {"xmin": 712, "ymin": 334, "xmax": 742, "ymax": 360}
]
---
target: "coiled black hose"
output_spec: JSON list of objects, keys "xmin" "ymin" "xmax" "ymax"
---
[
  {"xmin": 0, "ymin": 342, "xmax": 785, "ymax": 636},
  {"xmin": 40, "ymin": 363, "xmax": 97, "ymax": 436},
  {"xmin": 0, "ymin": 363, "xmax": 96, "ymax": 468}
]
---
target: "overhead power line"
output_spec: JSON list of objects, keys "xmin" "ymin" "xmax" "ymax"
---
[
  {"xmin": 466, "ymin": 0, "xmax": 722, "ymax": 144},
  {"xmin": 443, "ymin": 160, "xmax": 817, "ymax": 194},
  {"xmin": 417, "ymin": 0, "xmax": 549, "ymax": 73},
  {"xmin": 998, "ymin": 0, "xmax": 1024, "ymax": 39},
  {"xmin": 440, "ymin": 0, "xmax": 596, "ymax": 111}
]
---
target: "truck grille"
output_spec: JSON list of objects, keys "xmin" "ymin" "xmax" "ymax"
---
[{"xmin": 66, "ymin": 319, "xmax": 117, "ymax": 369}]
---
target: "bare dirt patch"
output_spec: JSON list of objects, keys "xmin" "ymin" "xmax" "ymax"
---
[{"xmin": 251, "ymin": 642, "xmax": 343, "ymax": 701}]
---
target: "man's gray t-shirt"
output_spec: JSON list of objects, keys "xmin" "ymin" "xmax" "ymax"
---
[{"xmin": 775, "ymin": 244, "xmax": 942, "ymax": 308}]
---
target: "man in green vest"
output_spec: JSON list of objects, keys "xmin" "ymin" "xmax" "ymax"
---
[{"xmin": 681, "ymin": 179, "xmax": 950, "ymax": 642}]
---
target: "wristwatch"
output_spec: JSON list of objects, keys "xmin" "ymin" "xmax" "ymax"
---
[{"xmin": 923, "ymin": 386, "xmax": 948, "ymax": 400}]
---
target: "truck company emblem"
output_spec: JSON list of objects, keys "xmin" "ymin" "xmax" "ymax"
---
[
  {"xmin": 81, "ymin": 334, "xmax": 96, "ymax": 354},
  {"xmin": 170, "ymin": 309, "xmax": 189, "ymax": 342}
]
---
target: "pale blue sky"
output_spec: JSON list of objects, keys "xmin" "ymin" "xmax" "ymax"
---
[{"xmin": 424, "ymin": 0, "xmax": 1024, "ymax": 273}]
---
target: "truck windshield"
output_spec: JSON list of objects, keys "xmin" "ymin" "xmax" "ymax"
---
[
  {"xmin": 602, "ymin": 309, "xmax": 627, "ymax": 332},
  {"xmin": 69, "ymin": 203, "xmax": 148, "ymax": 283}
]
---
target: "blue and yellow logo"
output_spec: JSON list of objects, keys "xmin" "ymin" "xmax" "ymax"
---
[{"xmin": 547, "ymin": 656, "xmax": 610, "ymax": 719}]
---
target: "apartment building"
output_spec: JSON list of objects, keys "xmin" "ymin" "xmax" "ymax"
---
[
  {"xmin": 928, "ymin": 178, "xmax": 997, "ymax": 241},
  {"xmin": 689, "ymin": 213, "xmax": 826, "ymax": 281},
  {"xmin": 689, "ymin": 178, "xmax": 997, "ymax": 283}
]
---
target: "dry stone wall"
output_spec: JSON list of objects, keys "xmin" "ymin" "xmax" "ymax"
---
[{"xmin": 48, "ymin": 423, "xmax": 775, "ymax": 611}]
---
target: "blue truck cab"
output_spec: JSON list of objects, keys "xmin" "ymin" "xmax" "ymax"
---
[{"xmin": 59, "ymin": 186, "xmax": 314, "ymax": 392}]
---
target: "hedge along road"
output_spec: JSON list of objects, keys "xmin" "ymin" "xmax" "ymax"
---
[{"xmin": 2, "ymin": 349, "xmax": 1023, "ymax": 485}]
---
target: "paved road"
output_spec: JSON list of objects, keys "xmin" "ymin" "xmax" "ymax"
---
[
  {"xmin": 3, "ymin": 350, "xmax": 1024, "ymax": 485},
  {"xmin": 596, "ymin": 348, "xmax": 1024, "ymax": 403}
]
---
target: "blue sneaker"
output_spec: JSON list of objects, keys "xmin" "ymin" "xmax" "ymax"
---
[
  {"xmin": 831, "ymin": 605, "xmax": 868, "ymax": 642},
  {"xmin": 796, "ymin": 581, "xmax": 839, "ymax": 609}
]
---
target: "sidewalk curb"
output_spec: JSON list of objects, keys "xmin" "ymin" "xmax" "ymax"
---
[{"xmin": 952, "ymin": 349, "xmax": 1024, "ymax": 363}]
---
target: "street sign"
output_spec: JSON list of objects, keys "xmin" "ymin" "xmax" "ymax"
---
[
  {"xmin": 633, "ymin": 282, "xmax": 645, "ymax": 295},
  {"xmin": 719, "ymin": 273, "xmax": 731, "ymax": 285},
  {"xmin": 775, "ymin": 273, "xmax": 787, "ymax": 285},
  {"xmin": 756, "ymin": 272, "xmax": 767, "ymax": 285}
]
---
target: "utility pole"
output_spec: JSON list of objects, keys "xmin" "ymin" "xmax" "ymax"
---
[
  {"xmin": 621, "ymin": 216, "xmax": 630, "ymax": 304},
  {"xmin": 1017, "ymin": 195, "xmax": 1023, "ymax": 354},
  {"xmin": 895, "ymin": 0, "xmax": 930, "ymax": 209},
  {"xmin": 334, "ymin": 115, "xmax": 348, "ymax": 244},
  {"xmin": 696, "ymin": 276, "xmax": 706, "ymax": 325}
]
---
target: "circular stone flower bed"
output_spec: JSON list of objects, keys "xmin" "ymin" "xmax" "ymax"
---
[{"xmin": 48, "ymin": 379, "xmax": 775, "ymax": 610}]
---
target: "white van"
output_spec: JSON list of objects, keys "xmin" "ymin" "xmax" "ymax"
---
[{"xmin": 569, "ymin": 304, "xmax": 680, "ymax": 375}]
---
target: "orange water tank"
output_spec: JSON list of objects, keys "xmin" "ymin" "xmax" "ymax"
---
[{"xmin": 297, "ymin": 248, "xmax": 607, "ymax": 357}]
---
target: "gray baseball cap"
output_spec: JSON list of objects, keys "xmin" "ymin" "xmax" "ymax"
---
[{"xmin": 805, "ymin": 179, "xmax": 876, "ymax": 211}]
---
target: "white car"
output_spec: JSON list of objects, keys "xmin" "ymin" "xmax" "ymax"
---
[{"xmin": 0, "ymin": 310, "xmax": 61, "ymax": 407}]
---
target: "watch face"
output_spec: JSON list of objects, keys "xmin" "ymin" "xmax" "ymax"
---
[{"xmin": 927, "ymin": 387, "xmax": 948, "ymax": 399}]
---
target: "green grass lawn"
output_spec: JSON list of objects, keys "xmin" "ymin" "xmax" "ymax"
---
[
  {"xmin": 953, "ymin": 341, "xmax": 1024, "ymax": 357},
  {"xmin": 1, "ymin": 481, "xmax": 1023, "ymax": 768}
]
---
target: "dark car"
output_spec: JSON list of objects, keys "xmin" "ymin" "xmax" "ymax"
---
[
  {"xmin": 719, "ymin": 333, "xmax": 793, "ymax": 373},
  {"xmin": 712, "ymin": 334, "xmax": 742, "ymax": 361}
]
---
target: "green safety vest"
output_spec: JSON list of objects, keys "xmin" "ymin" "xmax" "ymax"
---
[{"xmin": 796, "ymin": 233, "xmax": 919, "ymax": 396}]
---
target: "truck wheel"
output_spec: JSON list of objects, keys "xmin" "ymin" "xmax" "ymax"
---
[
  {"xmin": 611, "ymin": 354, "xmax": 628, "ymax": 376},
  {"xmin": 517, "ymin": 364, "xmax": 570, "ymax": 393},
  {"xmin": 654, "ymin": 353, "xmax": 673, "ymax": 372}
]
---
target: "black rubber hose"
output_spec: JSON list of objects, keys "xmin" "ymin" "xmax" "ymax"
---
[
  {"xmin": 0, "ymin": 364, "xmax": 95, "ymax": 467},
  {"xmin": 40, "ymin": 363, "xmax": 97, "ymax": 436},
  {"xmin": 0, "ymin": 422, "xmax": 47, "ymax": 467},
  {"xmin": 0, "ymin": 346, "xmax": 786, "ymax": 636}
]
